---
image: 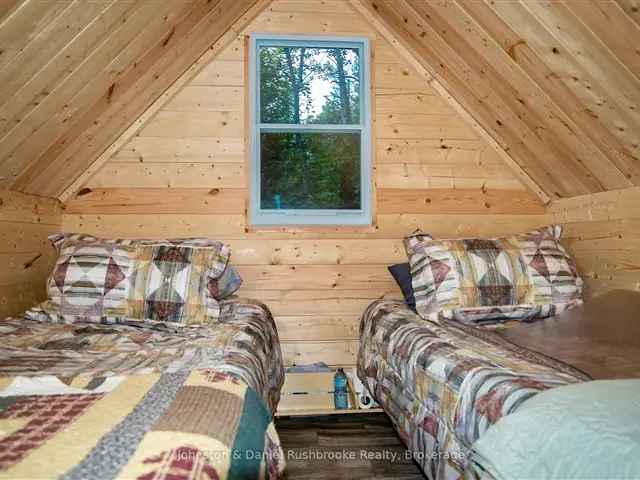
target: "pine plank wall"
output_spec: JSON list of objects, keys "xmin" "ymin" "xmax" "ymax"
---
[
  {"xmin": 61, "ymin": 0, "xmax": 553, "ymax": 368},
  {"xmin": 0, "ymin": 190, "xmax": 62, "ymax": 318},
  {"xmin": 549, "ymin": 187, "xmax": 640, "ymax": 300}
]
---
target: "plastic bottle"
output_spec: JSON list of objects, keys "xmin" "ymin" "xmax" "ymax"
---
[{"xmin": 334, "ymin": 368, "xmax": 348, "ymax": 410}]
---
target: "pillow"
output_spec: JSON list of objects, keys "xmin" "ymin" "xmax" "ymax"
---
[
  {"xmin": 387, "ymin": 263, "xmax": 416, "ymax": 312},
  {"xmin": 404, "ymin": 225, "xmax": 583, "ymax": 324},
  {"xmin": 211, "ymin": 264, "xmax": 243, "ymax": 299},
  {"xmin": 33, "ymin": 233, "xmax": 235, "ymax": 326}
]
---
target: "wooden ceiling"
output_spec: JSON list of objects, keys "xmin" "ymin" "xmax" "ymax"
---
[
  {"xmin": 353, "ymin": 0, "xmax": 640, "ymax": 201},
  {"xmin": 0, "ymin": 0, "xmax": 265, "ymax": 198},
  {"xmin": 0, "ymin": 0, "xmax": 638, "ymax": 202}
]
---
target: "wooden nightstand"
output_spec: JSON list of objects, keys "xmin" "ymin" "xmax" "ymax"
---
[{"xmin": 275, "ymin": 371, "xmax": 383, "ymax": 417}]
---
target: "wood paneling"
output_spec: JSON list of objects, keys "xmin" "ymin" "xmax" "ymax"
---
[
  {"xmin": 0, "ymin": 187, "xmax": 61, "ymax": 224},
  {"xmin": 192, "ymin": 61, "xmax": 245, "ymax": 86},
  {"xmin": 0, "ymin": 0, "xmax": 637, "ymax": 206},
  {"xmin": 549, "ymin": 187, "xmax": 640, "ymax": 299},
  {"xmin": 241, "ymin": 289, "xmax": 390, "ymax": 317},
  {"xmin": 377, "ymin": 188, "xmax": 544, "ymax": 214},
  {"xmin": 375, "ymin": 63, "xmax": 434, "ymax": 92},
  {"xmin": 165, "ymin": 86, "xmax": 244, "ymax": 112},
  {"xmin": 111, "ymin": 137, "xmax": 245, "ymax": 164},
  {"xmin": 0, "ymin": 190, "xmax": 62, "ymax": 319},
  {"xmin": 276, "ymin": 316, "xmax": 360, "ymax": 342},
  {"xmin": 63, "ymin": 213, "xmax": 247, "ymax": 237},
  {"xmin": 61, "ymin": 213, "xmax": 551, "ymax": 240},
  {"xmin": 24, "ymin": 0, "xmax": 266, "ymax": 196},
  {"xmin": 66, "ymin": 187, "xmax": 544, "ymax": 217},
  {"xmin": 0, "ymin": 1, "xmax": 71, "ymax": 72},
  {"xmin": 86, "ymin": 164, "xmax": 245, "ymax": 189},
  {"xmin": 376, "ymin": 112, "xmax": 478, "ymax": 140},
  {"xmin": 64, "ymin": 188, "xmax": 245, "ymax": 215},
  {"xmin": 0, "ymin": 0, "xmax": 267, "ymax": 197},
  {"xmin": 457, "ymin": 1, "xmax": 639, "ymax": 189},
  {"xmin": 237, "ymin": 265, "xmax": 397, "ymax": 291},
  {"xmin": 375, "ymin": 163, "xmax": 522, "ymax": 190},
  {"xmin": 140, "ymin": 111, "xmax": 244, "ymax": 138},
  {"xmin": 231, "ymin": 239, "xmax": 405, "ymax": 265},
  {"xmin": 281, "ymin": 340, "xmax": 359, "ymax": 367},
  {"xmin": 437, "ymin": 0, "xmax": 631, "ymax": 192},
  {"xmin": 352, "ymin": 0, "xmax": 640, "ymax": 199},
  {"xmin": 374, "ymin": 213, "xmax": 549, "ymax": 237},
  {"xmin": 0, "ymin": 1, "xmax": 193, "ymax": 186},
  {"xmin": 0, "ymin": 1, "xmax": 140, "ymax": 140},
  {"xmin": 62, "ymin": 0, "xmax": 547, "ymax": 368}
]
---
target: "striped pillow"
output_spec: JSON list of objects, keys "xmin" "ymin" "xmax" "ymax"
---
[{"xmin": 404, "ymin": 226, "xmax": 583, "ymax": 324}]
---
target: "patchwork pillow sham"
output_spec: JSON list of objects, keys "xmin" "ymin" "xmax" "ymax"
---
[
  {"xmin": 404, "ymin": 225, "xmax": 583, "ymax": 324},
  {"xmin": 212, "ymin": 261, "xmax": 243, "ymax": 299},
  {"xmin": 31, "ymin": 233, "xmax": 240, "ymax": 326}
]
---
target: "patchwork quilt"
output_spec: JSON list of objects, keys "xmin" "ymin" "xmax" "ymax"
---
[
  {"xmin": 358, "ymin": 299, "xmax": 590, "ymax": 480},
  {"xmin": 0, "ymin": 297, "xmax": 284, "ymax": 480}
]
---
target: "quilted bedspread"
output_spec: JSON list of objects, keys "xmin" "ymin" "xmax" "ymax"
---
[
  {"xmin": 0, "ymin": 298, "xmax": 285, "ymax": 480},
  {"xmin": 358, "ymin": 299, "xmax": 590, "ymax": 480}
]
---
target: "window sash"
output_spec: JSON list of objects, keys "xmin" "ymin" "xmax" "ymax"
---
[
  {"xmin": 249, "ymin": 34, "xmax": 371, "ymax": 226},
  {"xmin": 259, "ymin": 124, "xmax": 361, "ymax": 133},
  {"xmin": 257, "ymin": 130, "xmax": 363, "ymax": 215}
]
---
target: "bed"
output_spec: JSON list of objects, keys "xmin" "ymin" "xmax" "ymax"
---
[
  {"xmin": 459, "ymin": 291, "xmax": 640, "ymax": 478},
  {"xmin": 496, "ymin": 289, "xmax": 640, "ymax": 380},
  {"xmin": 0, "ymin": 297, "xmax": 285, "ymax": 480},
  {"xmin": 357, "ymin": 299, "xmax": 590, "ymax": 480}
]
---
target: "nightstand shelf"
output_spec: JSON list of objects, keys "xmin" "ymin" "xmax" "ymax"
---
[
  {"xmin": 275, "ymin": 371, "xmax": 381, "ymax": 417},
  {"xmin": 275, "ymin": 407, "xmax": 383, "ymax": 417}
]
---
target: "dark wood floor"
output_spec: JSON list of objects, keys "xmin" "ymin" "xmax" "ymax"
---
[{"xmin": 275, "ymin": 413, "xmax": 426, "ymax": 479}]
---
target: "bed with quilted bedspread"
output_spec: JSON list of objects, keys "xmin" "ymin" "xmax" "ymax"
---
[
  {"xmin": 0, "ymin": 297, "xmax": 284, "ymax": 480},
  {"xmin": 358, "ymin": 299, "xmax": 591, "ymax": 480}
]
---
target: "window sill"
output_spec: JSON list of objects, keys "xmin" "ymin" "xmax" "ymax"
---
[{"xmin": 245, "ymin": 223, "xmax": 377, "ymax": 235}]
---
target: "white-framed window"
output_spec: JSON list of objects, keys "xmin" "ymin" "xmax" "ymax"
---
[{"xmin": 248, "ymin": 34, "xmax": 371, "ymax": 226}]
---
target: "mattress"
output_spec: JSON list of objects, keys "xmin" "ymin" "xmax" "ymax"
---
[
  {"xmin": 0, "ymin": 297, "xmax": 285, "ymax": 480},
  {"xmin": 357, "ymin": 299, "xmax": 590, "ymax": 480},
  {"xmin": 496, "ymin": 289, "xmax": 640, "ymax": 379}
]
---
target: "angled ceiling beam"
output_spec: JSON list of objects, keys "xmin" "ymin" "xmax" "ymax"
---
[
  {"xmin": 15, "ymin": 0, "xmax": 271, "ymax": 199},
  {"xmin": 351, "ymin": 0, "xmax": 551, "ymax": 203}
]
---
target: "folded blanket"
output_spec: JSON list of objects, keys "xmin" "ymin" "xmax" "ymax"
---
[{"xmin": 468, "ymin": 379, "xmax": 640, "ymax": 480}]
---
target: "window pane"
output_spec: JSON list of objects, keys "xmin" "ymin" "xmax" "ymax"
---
[
  {"xmin": 259, "ymin": 46, "xmax": 360, "ymax": 125},
  {"xmin": 260, "ymin": 132, "xmax": 361, "ymax": 210}
]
